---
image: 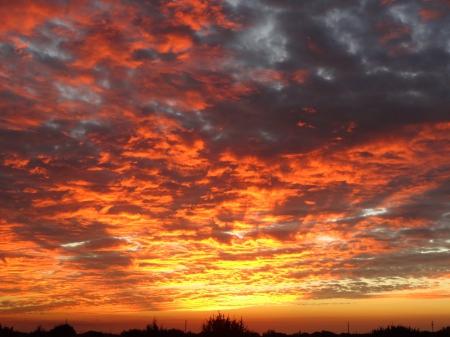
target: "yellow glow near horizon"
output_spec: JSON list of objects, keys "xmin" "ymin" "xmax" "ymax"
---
[{"xmin": 1, "ymin": 0, "xmax": 450, "ymax": 334}]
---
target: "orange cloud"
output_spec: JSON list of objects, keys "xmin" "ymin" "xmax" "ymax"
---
[{"xmin": 1, "ymin": 0, "xmax": 449, "ymax": 328}]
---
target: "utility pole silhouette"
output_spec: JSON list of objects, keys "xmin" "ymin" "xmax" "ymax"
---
[{"xmin": 432, "ymin": 321, "xmax": 434, "ymax": 333}]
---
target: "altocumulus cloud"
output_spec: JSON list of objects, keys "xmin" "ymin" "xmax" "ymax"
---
[{"xmin": 1, "ymin": 0, "xmax": 450, "ymax": 314}]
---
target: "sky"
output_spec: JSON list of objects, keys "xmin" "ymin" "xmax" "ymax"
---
[{"xmin": 1, "ymin": 0, "xmax": 450, "ymax": 334}]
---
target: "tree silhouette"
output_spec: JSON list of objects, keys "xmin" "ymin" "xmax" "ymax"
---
[{"xmin": 145, "ymin": 318, "xmax": 161, "ymax": 336}]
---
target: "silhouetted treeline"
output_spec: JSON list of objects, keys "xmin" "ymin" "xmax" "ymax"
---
[{"xmin": 1, "ymin": 318, "xmax": 450, "ymax": 337}]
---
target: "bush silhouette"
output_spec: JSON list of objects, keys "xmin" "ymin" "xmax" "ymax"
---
[
  {"xmin": 82, "ymin": 331, "xmax": 103, "ymax": 337},
  {"xmin": 262, "ymin": 330, "xmax": 288, "ymax": 337},
  {"xmin": 48, "ymin": 323, "xmax": 76, "ymax": 337},
  {"xmin": 201, "ymin": 312, "xmax": 255, "ymax": 337},
  {"xmin": 30, "ymin": 325, "xmax": 47, "ymax": 337},
  {"xmin": 2, "ymin": 318, "xmax": 446, "ymax": 337},
  {"xmin": 121, "ymin": 329, "xmax": 143, "ymax": 337},
  {"xmin": 436, "ymin": 326, "xmax": 450, "ymax": 337},
  {"xmin": 311, "ymin": 332, "xmax": 336, "ymax": 337},
  {"xmin": 0, "ymin": 324, "xmax": 15, "ymax": 337},
  {"xmin": 371, "ymin": 325, "xmax": 420, "ymax": 337},
  {"xmin": 160, "ymin": 329, "xmax": 185, "ymax": 337}
]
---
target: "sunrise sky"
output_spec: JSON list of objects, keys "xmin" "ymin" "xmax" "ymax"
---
[{"xmin": 1, "ymin": 0, "xmax": 450, "ymax": 334}]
